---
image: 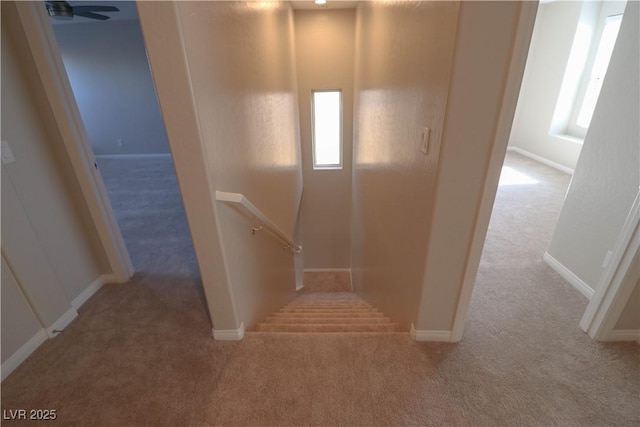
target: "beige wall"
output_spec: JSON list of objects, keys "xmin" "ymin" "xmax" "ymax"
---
[
  {"xmin": 1, "ymin": 2, "xmax": 107, "ymax": 311},
  {"xmin": 294, "ymin": 9, "xmax": 355, "ymax": 269},
  {"xmin": 614, "ymin": 251, "xmax": 640, "ymax": 331},
  {"xmin": 615, "ymin": 283, "xmax": 640, "ymax": 331},
  {"xmin": 416, "ymin": 1, "xmax": 525, "ymax": 332},
  {"xmin": 351, "ymin": 1, "xmax": 460, "ymax": 330},
  {"xmin": 1, "ymin": 2, "xmax": 110, "ymax": 366},
  {"xmin": 1, "ymin": 167, "xmax": 71, "ymax": 327},
  {"xmin": 547, "ymin": 1, "xmax": 639, "ymax": 293},
  {"xmin": 138, "ymin": 2, "xmax": 302, "ymax": 332},
  {"xmin": 1, "ymin": 256, "xmax": 42, "ymax": 365}
]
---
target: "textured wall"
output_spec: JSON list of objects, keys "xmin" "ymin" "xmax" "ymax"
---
[
  {"xmin": 548, "ymin": 1, "xmax": 639, "ymax": 292},
  {"xmin": 416, "ymin": 1, "xmax": 525, "ymax": 332},
  {"xmin": 176, "ymin": 2, "xmax": 302, "ymax": 235},
  {"xmin": 351, "ymin": 1, "xmax": 460, "ymax": 330},
  {"xmin": 138, "ymin": 2, "xmax": 302, "ymax": 331},
  {"xmin": 53, "ymin": 20, "xmax": 170, "ymax": 155},
  {"xmin": 294, "ymin": 9, "xmax": 355, "ymax": 269}
]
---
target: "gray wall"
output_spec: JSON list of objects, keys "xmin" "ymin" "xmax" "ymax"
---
[
  {"xmin": 53, "ymin": 19, "xmax": 169, "ymax": 155},
  {"xmin": 547, "ymin": 1, "xmax": 639, "ymax": 294},
  {"xmin": 294, "ymin": 9, "xmax": 355, "ymax": 269}
]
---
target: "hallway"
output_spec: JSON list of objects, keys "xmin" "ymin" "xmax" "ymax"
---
[{"xmin": 2, "ymin": 153, "xmax": 637, "ymax": 425}]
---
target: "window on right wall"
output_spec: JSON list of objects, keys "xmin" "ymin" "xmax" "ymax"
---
[
  {"xmin": 568, "ymin": 13, "xmax": 623, "ymax": 137},
  {"xmin": 549, "ymin": 1, "xmax": 626, "ymax": 142}
]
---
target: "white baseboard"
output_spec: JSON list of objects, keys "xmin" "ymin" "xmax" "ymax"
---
[
  {"xmin": 1, "ymin": 275, "xmax": 114, "ymax": 382},
  {"xmin": 95, "ymin": 153, "xmax": 171, "ymax": 160},
  {"xmin": 1, "ymin": 330, "xmax": 47, "ymax": 382},
  {"xmin": 45, "ymin": 307, "xmax": 78, "ymax": 338},
  {"xmin": 410, "ymin": 324, "xmax": 455, "ymax": 342},
  {"xmin": 506, "ymin": 146, "xmax": 574, "ymax": 175},
  {"xmin": 212, "ymin": 322, "xmax": 245, "ymax": 341},
  {"xmin": 605, "ymin": 329, "xmax": 640, "ymax": 342},
  {"xmin": 543, "ymin": 252, "xmax": 594, "ymax": 299},
  {"xmin": 71, "ymin": 274, "xmax": 114, "ymax": 310}
]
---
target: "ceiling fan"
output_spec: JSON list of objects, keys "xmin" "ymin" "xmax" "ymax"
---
[{"xmin": 45, "ymin": 1, "xmax": 119, "ymax": 21}]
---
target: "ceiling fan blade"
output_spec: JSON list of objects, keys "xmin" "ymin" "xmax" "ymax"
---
[
  {"xmin": 46, "ymin": 0, "xmax": 72, "ymax": 9},
  {"xmin": 46, "ymin": 0, "xmax": 74, "ymax": 19},
  {"xmin": 73, "ymin": 11, "xmax": 111, "ymax": 20},
  {"xmin": 72, "ymin": 5, "xmax": 119, "ymax": 13}
]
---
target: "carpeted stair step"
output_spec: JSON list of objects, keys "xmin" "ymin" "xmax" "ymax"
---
[
  {"xmin": 283, "ymin": 306, "xmax": 374, "ymax": 311},
  {"xmin": 285, "ymin": 302, "xmax": 373, "ymax": 308},
  {"xmin": 254, "ymin": 323, "xmax": 400, "ymax": 333},
  {"xmin": 277, "ymin": 307, "xmax": 378, "ymax": 313},
  {"xmin": 290, "ymin": 302, "xmax": 367, "ymax": 306},
  {"xmin": 255, "ymin": 291, "xmax": 400, "ymax": 334},
  {"xmin": 287, "ymin": 298, "xmax": 369, "ymax": 303},
  {"xmin": 268, "ymin": 311, "xmax": 386, "ymax": 318},
  {"xmin": 265, "ymin": 316, "xmax": 392, "ymax": 324},
  {"xmin": 295, "ymin": 292, "xmax": 360, "ymax": 298}
]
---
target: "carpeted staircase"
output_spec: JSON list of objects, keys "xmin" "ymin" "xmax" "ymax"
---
[{"xmin": 255, "ymin": 292, "xmax": 399, "ymax": 333}]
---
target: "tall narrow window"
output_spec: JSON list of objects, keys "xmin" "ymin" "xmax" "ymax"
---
[
  {"xmin": 311, "ymin": 90, "xmax": 342, "ymax": 169},
  {"xmin": 574, "ymin": 14, "xmax": 622, "ymax": 129}
]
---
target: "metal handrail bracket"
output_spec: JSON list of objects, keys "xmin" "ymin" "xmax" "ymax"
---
[{"xmin": 215, "ymin": 191, "xmax": 302, "ymax": 254}]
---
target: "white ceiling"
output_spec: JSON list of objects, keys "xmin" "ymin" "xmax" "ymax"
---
[{"xmin": 290, "ymin": 1, "xmax": 358, "ymax": 10}]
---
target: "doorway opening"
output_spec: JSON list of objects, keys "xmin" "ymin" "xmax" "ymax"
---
[
  {"xmin": 467, "ymin": 0, "xmax": 632, "ymax": 341},
  {"xmin": 48, "ymin": 1, "xmax": 200, "ymax": 279}
]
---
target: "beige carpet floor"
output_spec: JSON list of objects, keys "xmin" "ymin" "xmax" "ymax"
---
[
  {"xmin": 96, "ymin": 155, "xmax": 200, "ymax": 277},
  {"xmin": 1, "ymin": 153, "xmax": 639, "ymax": 426}
]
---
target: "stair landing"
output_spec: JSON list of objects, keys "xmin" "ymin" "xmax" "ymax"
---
[{"xmin": 254, "ymin": 292, "xmax": 399, "ymax": 333}]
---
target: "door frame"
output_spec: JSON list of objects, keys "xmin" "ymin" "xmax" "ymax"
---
[
  {"xmin": 15, "ymin": 2, "xmax": 133, "ymax": 282},
  {"xmin": 450, "ymin": 0, "xmax": 639, "ymax": 343},
  {"xmin": 449, "ymin": 0, "xmax": 539, "ymax": 342},
  {"xmin": 580, "ymin": 190, "xmax": 640, "ymax": 341}
]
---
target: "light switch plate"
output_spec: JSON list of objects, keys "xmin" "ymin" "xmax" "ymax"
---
[
  {"xmin": 420, "ymin": 127, "xmax": 431, "ymax": 155},
  {"xmin": 1, "ymin": 140, "xmax": 16, "ymax": 164}
]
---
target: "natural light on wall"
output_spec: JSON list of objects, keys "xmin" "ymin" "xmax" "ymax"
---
[
  {"xmin": 575, "ymin": 14, "xmax": 622, "ymax": 128},
  {"xmin": 312, "ymin": 90, "xmax": 342, "ymax": 169},
  {"xmin": 550, "ymin": 3, "xmax": 625, "ymax": 140}
]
